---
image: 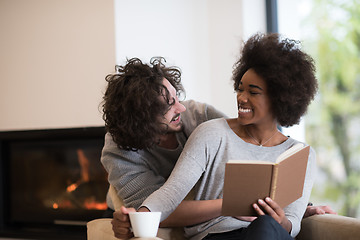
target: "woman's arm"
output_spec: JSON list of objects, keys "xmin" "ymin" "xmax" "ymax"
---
[
  {"xmin": 113, "ymin": 199, "xmax": 222, "ymax": 239},
  {"xmin": 139, "ymin": 152, "xmax": 206, "ymax": 221},
  {"xmin": 160, "ymin": 199, "xmax": 222, "ymax": 227},
  {"xmin": 140, "ymin": 121, "xmax": 221, "ymax": 221}
]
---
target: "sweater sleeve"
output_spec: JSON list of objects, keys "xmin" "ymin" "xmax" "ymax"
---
[
  {"xmin": 141, "ymin": 152, "xmax": 205, "ymax": 221},
  {"xmin": 140, "ymin": 121, "xmax": 220, "ymax": 221}
]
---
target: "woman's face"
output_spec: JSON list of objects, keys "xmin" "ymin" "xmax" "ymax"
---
[{"xmin": 236, "ymin": 68, "xmax": 275, "ymax": 126}]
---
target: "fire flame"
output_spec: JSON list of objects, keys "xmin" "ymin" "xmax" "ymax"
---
[
  {"xmin": 51, "ymin": 149, "xmax": 108, "ymax": 211},
  {"xmin": 66, "ymin": 183, "xmax": 79, "ymax": 193}
]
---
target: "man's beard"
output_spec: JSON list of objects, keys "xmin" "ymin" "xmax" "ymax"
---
[{"xmin": 164, "ymin": 119, "xmax": 184, "ymax": 134}]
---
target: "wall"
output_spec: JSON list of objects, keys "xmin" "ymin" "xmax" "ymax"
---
[
  {"xmin": 114, "ymin": 0, "xmax": 266, "ymax": 118},
  {"xmin": 0, "ymin": 0, "xmax": 265, "ymax": 131},
  {"xmin": 0, "ymin": 0, "xmax": 115, "ymax": 131}
]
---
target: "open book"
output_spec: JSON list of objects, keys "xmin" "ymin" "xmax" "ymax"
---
[{"xmin": 221, "ymin": 143, "xmax": 310, "ymax": 216}]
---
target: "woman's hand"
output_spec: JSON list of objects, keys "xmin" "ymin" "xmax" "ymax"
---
[
  {"xmin": 253, "ymin": 197, "xmax": 292, "ymax": 233},
  {"xmin": 112, "ymin": 206, "xmax": 136, "ymax": 239}
]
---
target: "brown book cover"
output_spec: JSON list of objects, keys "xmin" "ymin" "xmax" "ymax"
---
[{"xmin": 221, "ymin": 144, "xmax": 310, "ymax": 216}]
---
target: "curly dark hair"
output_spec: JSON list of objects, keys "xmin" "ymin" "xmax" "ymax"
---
[
  {"xmin": 232, "ymin": 33, "xmax": 318, "ymax": 127},
  {"xmin": 102, "ymin": 57, "xmax": 185, "ymax": 150}
]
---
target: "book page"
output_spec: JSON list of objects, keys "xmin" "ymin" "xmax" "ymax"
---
[
  {"xmin": 276, "ymin": 143, "xmax": 305, "ymax": 163},
  {"xmin": 227, "ymin": 160, "xmax": 273, "ymax": 165}
]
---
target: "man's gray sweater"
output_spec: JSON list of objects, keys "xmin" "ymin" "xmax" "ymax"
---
[{"xmin": 101, "ymin": 100, "xmax": 226, "ymax": 210}]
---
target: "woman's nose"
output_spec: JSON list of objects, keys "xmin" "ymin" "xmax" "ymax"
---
[{"xmin": 237, "ymin": 91, "xmax": 248, "ymax": 103}]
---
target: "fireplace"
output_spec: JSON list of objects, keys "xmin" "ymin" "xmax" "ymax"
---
[{"xmin": 0, "ymin": 127, "xmax": 109, "ymax": 239}]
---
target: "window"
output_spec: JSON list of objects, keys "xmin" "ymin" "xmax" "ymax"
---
[{"xmin": 278, "ymin": 0, "xmax": 360, "ymax": 218}]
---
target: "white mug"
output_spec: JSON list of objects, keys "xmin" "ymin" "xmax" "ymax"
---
[{"xmin": 129, "ymin": 212, "xmax": 161, "ymax": 238}]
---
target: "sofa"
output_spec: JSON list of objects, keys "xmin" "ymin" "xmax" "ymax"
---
[{"xmin": 87, "ymin": 186, "xmax": 360, "ymax": 240}]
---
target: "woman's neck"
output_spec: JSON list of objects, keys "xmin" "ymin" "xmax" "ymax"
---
[
  {"xmin": 244, "ymin": 125, "xmax": 279, "ymax": 147},
  {"xmin": 227, "ymin": 118, "xmax": 286, "ymax": 147}
]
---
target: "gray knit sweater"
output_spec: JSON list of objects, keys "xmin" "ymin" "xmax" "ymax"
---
[
  {"xmin": 141, "ymin": 118, "xmax": 316, "ymax": 240},
  {"xmin": 101, "ymin": 100, "xmax": 226, "ymax": 210}
]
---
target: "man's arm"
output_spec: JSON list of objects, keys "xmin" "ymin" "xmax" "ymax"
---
[{"xmin": 181, "ymin": 100, "xmax": 227, "ymax": 137}]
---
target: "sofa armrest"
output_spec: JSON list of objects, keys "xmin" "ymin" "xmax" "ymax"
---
[
  {"xmin": 87, "ymin": 218, "xmax": 118, "ymax": 240},
  {"xmin": 88, "ymin": 214, "xmax": 360, "ymax": 240},
  {"xmin": 296, "ymin": 214, "xmax": 360, "ymax": 240}
]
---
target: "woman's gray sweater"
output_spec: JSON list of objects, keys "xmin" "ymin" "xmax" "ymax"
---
[{"xmin": 141, "ymin": 118, "xmax": 316, "ymax": 240}]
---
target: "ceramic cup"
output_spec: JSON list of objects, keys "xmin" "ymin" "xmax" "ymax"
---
[{"xmin": 128, "ymin": 212, "xmax": 161, "ymax": 238}]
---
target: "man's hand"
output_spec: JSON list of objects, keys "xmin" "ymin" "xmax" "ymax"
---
[
  {"xmin": 253, "ymin": 197, "xmax": 292, "ymax": 233},
  {"xmin": 112, "ymin": 206, "xmax": 136, "ymax": 239},
  {"xmin": 303, "ymin": 205, "xmax": 337, "ymax": 218}
]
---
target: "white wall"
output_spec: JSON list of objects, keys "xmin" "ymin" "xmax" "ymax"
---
[
  {"xmin": 115, "ymin": 0, "xmax": 266, "ymax": 118},
  {"xmin": 0, "ymin": 0, "xmax": 115, "ymax": 131},
  {"xmin": 0, "ymin": 0, "xmax": 266, "ymax": 131}
]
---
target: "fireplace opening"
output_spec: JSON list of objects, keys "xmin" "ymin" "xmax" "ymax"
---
[{"xmin": 0, "ymin": 127, "xmax": 108, "ymax": 239}]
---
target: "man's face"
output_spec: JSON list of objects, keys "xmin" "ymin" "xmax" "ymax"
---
[{"xmin": 158, "ymin": 78, "xmax": 186, "ymax": 133}]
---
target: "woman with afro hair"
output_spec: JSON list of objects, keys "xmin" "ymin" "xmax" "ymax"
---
[{"xmin": 135, "ymin": 33, "xmax": 319, "ymax": 240}]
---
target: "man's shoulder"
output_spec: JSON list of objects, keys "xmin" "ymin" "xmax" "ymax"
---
[
  {"xmin": 102, "ymin": 133, "xmax": 148, "ymax": 161},
  {"xmin": 181, "ymin": 99, "xmax": 205, "ymax": 111},
  {"xmin": 180, "ymin": 100, "xmax": 208, "ymax": 136},
  {"xmin": 180, "ymin": 100, "xmax": 226, "ymax": 135}
]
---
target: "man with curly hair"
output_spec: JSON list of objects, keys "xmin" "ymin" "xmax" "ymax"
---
[{"xmin": 101, "ymin": 57, "xmax": 227, "ymax": 237}]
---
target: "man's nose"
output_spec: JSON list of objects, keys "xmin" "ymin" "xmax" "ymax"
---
[{"xmin": 176, "ymin": 102, "xmax": 186, "ymax": 113}]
